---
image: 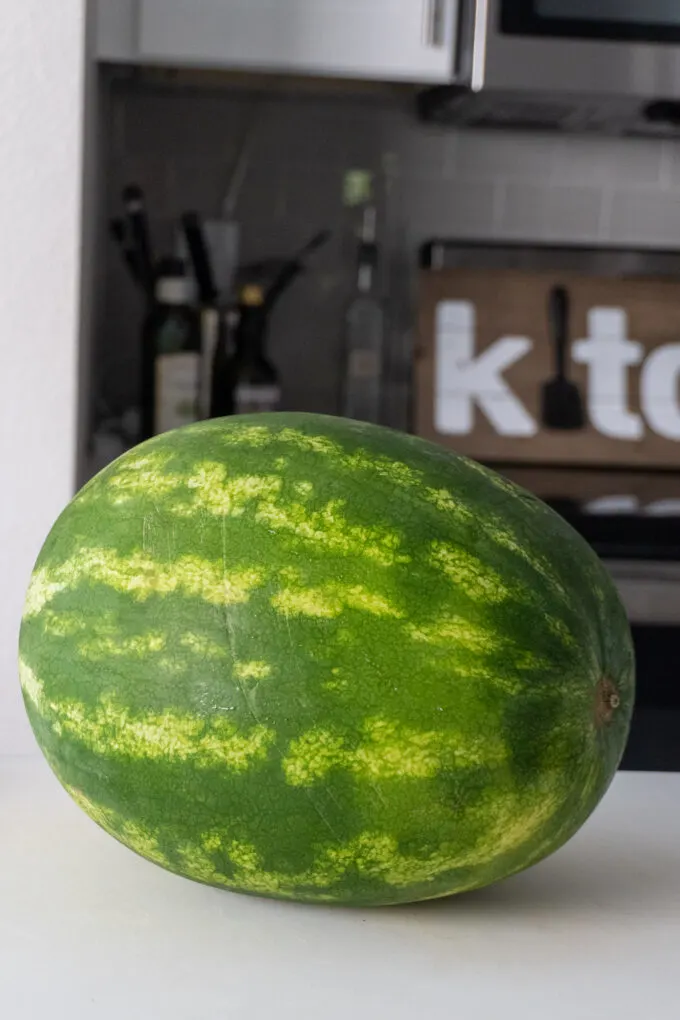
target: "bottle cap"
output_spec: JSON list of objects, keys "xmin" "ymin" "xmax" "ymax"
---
[
  {"xmin": 156, "ymin": 277, "xmax": 194, "ymax": 304},
  {"xmin": 155, "ymin": 257, "xmax": 195, "ymax": 304},
  {"xmin": 241, "ymin": 284, "xmax": 266, "ymax": 308}
]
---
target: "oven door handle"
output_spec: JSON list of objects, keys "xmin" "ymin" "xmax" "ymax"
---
[{"xmin": 423, "ymin": 0, "xmax": 447, "ymax": 48}]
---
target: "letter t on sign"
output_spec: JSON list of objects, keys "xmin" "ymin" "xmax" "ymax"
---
[
  {"xmin": 641, "ymin": 344, "xmax": 680, "ymax": 441},
  {"xmin": 435, "ymin": 301, "xmax": 537, "ymax": 437},
  {"xmin": 572, "ymin": 308, "xmax": 644, "ymax": 441}
]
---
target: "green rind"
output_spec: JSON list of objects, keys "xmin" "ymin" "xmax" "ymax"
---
[{"xmin": 19, "ymin": 413, "xmax": 635, "ymax": 906}]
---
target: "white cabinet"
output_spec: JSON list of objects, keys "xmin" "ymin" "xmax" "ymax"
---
[
  {"xmin": 134, "ymin": 0, "xmax": 458, "ymax": 83},
  {"xmin": 96, "ymin": 0, "xmax": 137, "ymax": 62}
]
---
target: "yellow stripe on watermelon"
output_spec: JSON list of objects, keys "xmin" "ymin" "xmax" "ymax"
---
[
  {"xmin": 20, "ymin": 660, "xmax": 275, "ymax": 771},
  {"xmin": 23, "ymin": 549, "xmax": 264, "ymax": 614},
  {"xmin": 91, "ymin": 454, "xmax": 411, "ymax": 568},
  {"xmin": 282, "ymin": 718, "xmax": 508, "ymax": 787},
  {"xmin": 61, "ymin": 781, "xmax": 564, "ymax": 899},
  {"xmin": 271, "ymin": 580, "xmax": 404, "ymax": 620}
]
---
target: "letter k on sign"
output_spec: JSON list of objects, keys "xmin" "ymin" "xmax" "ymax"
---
[{"xmin": 435, "ymin": 302, "xmax": 538, "ymax": 438}]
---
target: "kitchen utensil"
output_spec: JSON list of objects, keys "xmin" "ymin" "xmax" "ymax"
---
[
  {"xmin": 123, "ymin": 184, "xmax": 155, "ymax": 298},
  {"xmin": 180, "ymin": 212, "xmax": 221, "ymax": 421},
  {"xmin": 181, "ymin": 211, "xmax": 219, "ymax": 306},
  {"xmin": 109, "ymin": 217, "xmax": 146, "ymax": 294},
  {"xmin": 296, "ymin": 229, "xmax": 332, "ymax": 262},
  {"xmin": 210, "ymin": 309, "xmax": 239, "ymax": 418},
  {"xmin": 188, "ymin": 104, "xmax": 258, "ymax": 302},
  {"xmin": 262, "ymin": 230, "xmax": 331, "ymax": 311},
  {"xmin": 541, "ymin": 286, "xmax": 586, "ymax": 430}
]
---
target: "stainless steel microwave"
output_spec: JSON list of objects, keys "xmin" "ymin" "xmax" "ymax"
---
[{"xmin": 423, "ymin": 0, "xmax": 680, "ymax": 135}]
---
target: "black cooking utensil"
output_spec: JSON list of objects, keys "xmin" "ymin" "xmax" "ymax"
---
[
  {"xmin": 296, "ymin": 229, "xmax": 332, "ymax": 262},
  {"xmin": 264, "ymin": 230, "xmax": 332, "ymax": 311},
  {"xmin": 541, "ymin": 286, "xmax": 586, "ymax": 430},
  {"xmin": 181, "ymin": 212, "xmax": 219, "ymax": 306},
  {"xmin": 109, "ymin": 217, "xmax": 147, "ymax": 293},
  {"xmin": 122, "ymin": 184, "xmax": 155, "ymax": 298}
]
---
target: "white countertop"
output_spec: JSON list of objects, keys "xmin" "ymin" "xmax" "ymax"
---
[{"xmin": 2, "ymin": 756, "xmax": 679, "ymax": 1020}]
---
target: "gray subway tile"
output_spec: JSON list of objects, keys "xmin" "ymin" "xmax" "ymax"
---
[
  {"xmin": 662, "ymin": 139, "xmax": 680, "ymax": 188},
  {"xmin": 454, "ymin": 130, "xmax": 557, "ymax": 182},
  {"xmin": 608, "ymin": 188, "xmax": 680, "ymax": 246},
  {"xmin": 552, "ymin": 135, "xmax": 664, "ymax": 187},
  {"xmin": 403, "ymin": 178, "xmax": 499, "ymax": 241},
  {"xmin": 388, "ymin": 121, "xmax": 452, "ymax": 179},
  {"xmin": 499, "ymin": 182, "xmax": 603, "ymax": 243},
  {"xmin": 123, "ymin": 92, "xmax": 246, "ymax": 160}
]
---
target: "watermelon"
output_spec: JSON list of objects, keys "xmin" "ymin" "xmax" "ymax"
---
[{"xmin": 19, "ymin": 413, "xmax": 634, "ymax": 906}]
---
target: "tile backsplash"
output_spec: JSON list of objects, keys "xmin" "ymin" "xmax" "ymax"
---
[{"xmin": 98, "ymin": 73, "xmax": 680, "ymax": 432}]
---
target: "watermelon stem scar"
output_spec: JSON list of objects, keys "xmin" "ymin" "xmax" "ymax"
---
[{"xmin": 596, "ymin": 677, "xmax": 622, "ymax": 726}]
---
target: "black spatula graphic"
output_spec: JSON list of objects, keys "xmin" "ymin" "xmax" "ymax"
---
[{"xmin": 541, "ymin": 286, "xmax": 586, "ymax": 431}]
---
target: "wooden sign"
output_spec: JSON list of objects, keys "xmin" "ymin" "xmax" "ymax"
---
[
  {"xmin": 498, "ymin": 467, "xmax": 680, "ymax": 515},
  {"xmin": 416, "ymin": 268, "xmax": 680, "ymax": 468}
]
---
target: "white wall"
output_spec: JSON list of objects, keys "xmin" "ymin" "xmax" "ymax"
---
[{"xmin": 0, "ymin": 2, "xmax": 87, "ymax": 754}]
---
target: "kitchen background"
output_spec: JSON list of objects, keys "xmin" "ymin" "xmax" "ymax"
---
[
  {"xmin": 96, "ymin": 72, "xmax": 680, "ymax": 436},
  {"xmin": 96, "ymin": 74, "xmax": 680, "ymax": 771},
  {"xmin": 89, "ymin": 2, "xmax": 680, "ymax": 776}
]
